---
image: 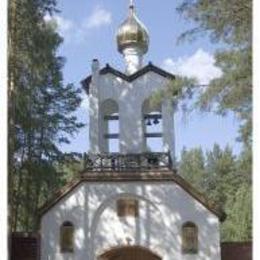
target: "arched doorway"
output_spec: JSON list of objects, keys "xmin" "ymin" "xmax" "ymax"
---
[{"xmin": 99, "ymin": 245, "xmax": 161, "ymax": 260}]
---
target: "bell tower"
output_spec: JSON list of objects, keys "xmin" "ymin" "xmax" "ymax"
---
[{"xmin": 82, "ymin": 0, "xmax": 176, "ymax": 170}]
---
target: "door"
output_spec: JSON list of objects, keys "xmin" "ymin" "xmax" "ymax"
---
[{"xmin": 99, "ymin": 245, "xmax": 161, "ymax": 260}]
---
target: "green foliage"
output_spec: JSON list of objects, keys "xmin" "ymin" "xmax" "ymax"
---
[
  {"xmin": 171, "ymin": 5, "xmax": 252, "ymax": 240},
  {"xmin": 222, "ymin": 183, "xmax": 252, "ymax": 241},
  {"xmin": 177, "ymin": 0, "xmax": 251, "ymax": 45},
  {"xmin": 179, "ymin": 147, "xmax": 206, "ymax": 189},
  {"xmin": 204, "ymin": 144, "xmax": 237, "ymax": 205},
  {"xmin": 151, "ymin": 76, "xmax": 197, "ymax": 110},
  {"xmin": 162, "ymin": 0, "xmax": 252, "ymax": 146},
  {"xmin": 199, "ymin": 47, "xmax": 252, "ymax": 146},
  {"xmin": 154, "ymin": 0, "xmax": 252, "ymax": 147},
  {"xmin": 8, "ymin": 0, "xmax": 84, "ymax": 231},
  {"xmin": 179, "ymin": 145, "xmax": 252, "ymax": 241},
  {"xmin": 175, "ymin": 0, "xmax": 252, "ymax": 242}
]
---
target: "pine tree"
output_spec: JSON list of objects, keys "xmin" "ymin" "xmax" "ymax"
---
[
  {"xmin": 204, "ymin": 144, "xmax": 237, "ymax": 205},
  {"xmin": 8, "ymin": 0, "xmax": 84, "ymax": 231},
  {"xmin": 176, "ymin": 0, "xmax": 252, "ymax": 145},
  {"xmin": 179, "ymin": 147, "xmax": 206, "ymax": 190},
  {"xmin": 178, "ymin": 144, "xmax": 252, "ymax": 241},
  {"xmin": 175, "ymin": 0, "xmax": 252, "ymax": 241},
  {"xmin": 222, "ymin": 183, "xmax": 252, "ymax": 241}
]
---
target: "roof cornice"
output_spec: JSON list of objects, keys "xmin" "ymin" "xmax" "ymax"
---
[
  {"xmin": 81, "ymin": 62, "xmax": 176, "ymax": 95},
  {"xmin": 38, "ymin": 170, "xmax": 226, "ymax": 221}
]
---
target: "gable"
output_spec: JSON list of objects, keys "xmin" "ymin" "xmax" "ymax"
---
[
  {"xmin": 81, "ymin": 63, "xmax": 176, "ymax": 95},
  {"xmin": 39, "ymin": 171, "xmax": 226, "ymax": 221}
]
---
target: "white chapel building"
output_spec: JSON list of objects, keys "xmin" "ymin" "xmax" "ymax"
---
[{"xmin": 39, "ymin": 2, "xmax": 225, "ymax": 260}]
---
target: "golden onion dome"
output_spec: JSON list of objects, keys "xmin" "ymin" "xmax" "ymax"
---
[{"xmin": 117, "ymin": 4, "xmax": 149, "ymax": 54}]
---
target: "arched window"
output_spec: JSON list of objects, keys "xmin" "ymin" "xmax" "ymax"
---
[
  {"xmin": 101, "ymin": 99, "xmax": 119, "ymax": 153},
  {"xmin": 60, "ymin": 221, "xmax": 74, "ymax": 253},
  {"xmin": 182, "ymin": 222, "xmax": 198, "ymax": 254},
  {"xmin": 142, "ymin": 98, "xmax": 163, "ymax": 152}
]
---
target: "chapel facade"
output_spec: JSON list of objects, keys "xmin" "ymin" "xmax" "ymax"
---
[{"xmin": 39, "ymin": 2, "xmax": 225, "ymax": 260}]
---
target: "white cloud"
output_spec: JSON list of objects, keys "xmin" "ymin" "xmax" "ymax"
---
[
  {"xmin": 162, "ymin": 49, "xmax": 222, "ymax": 85},
  {"xmin": 84, "ymin": 6, "xmax": 112, "ymax": 29},
  {"xmin": 44, "ymin": 6, "xmax": 112, "ymax": 45},
  {"xmin": 44, "ymin": 14, "xmax": 74, "ymax": 36}
]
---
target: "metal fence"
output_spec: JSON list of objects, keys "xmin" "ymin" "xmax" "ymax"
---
[{"xmin": 83, "ymin": 152, "xmax": 172, "ymax": 172}]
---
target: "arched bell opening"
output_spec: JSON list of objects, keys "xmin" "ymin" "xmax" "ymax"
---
[
  {"xmin": 98, "ymin": 245, "xmax": 162, "ymax": 260},
  {"xmin": 142, "ymin": 98, "xmax": 163, "ymax": 153},
  {"xmin": 100, "ymin": 99, "xmax": 119, "ymax": 153}
]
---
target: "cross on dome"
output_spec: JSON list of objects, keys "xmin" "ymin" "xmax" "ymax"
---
[{"xmin": 116, "ymin": 0, "xmax": 149, "ymax": 74}]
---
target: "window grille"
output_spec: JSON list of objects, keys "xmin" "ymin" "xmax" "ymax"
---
[
  {"xmin": 182, "ymin": 222, "xmax": 198, "ymax": 254},
  {"xmin": 60, "ymin": 221, "xmax": 74, "ymax": 253}
]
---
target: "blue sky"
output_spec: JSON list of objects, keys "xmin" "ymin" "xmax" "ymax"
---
[{"xmin": 48, "ymin": 0, "xmax": 242, "ymax": 158}]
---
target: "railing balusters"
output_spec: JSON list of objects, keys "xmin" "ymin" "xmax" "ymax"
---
[{"xmin": 83, "ymin": 152, "xmax": 171, "ymax": 172}]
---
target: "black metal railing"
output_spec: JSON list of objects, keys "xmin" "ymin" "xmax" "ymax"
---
[{"xmin": 83, "ymin": 152, "xmax": 172, "ymax": 172}]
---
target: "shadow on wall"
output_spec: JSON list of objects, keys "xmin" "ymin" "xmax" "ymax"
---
[
  {"xmin": 40, "ymin": 182, "xmax": 223, "ymax": 259},
  {"xmin": 89, "ymin": 71, "xmax": 172, "ymax": 155},
  {"xmin": 91, "ymin": 191, "xmax": 166, "ymax": 258},
  {"xmin": 10, "ymin": 232, "xmax": 253, "ymax": 260},
  {"xmin": 150, "ymin": 184, "xmax": 220, "ymax": 259}
]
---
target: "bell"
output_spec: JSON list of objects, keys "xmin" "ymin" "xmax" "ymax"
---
[
  {"xmin": 153, "ymin": 117, "xmax": 160, "ymax": 125},
  {"xmin": 146, "ymin": 118, "xmax": 152, "ymax": 126}
]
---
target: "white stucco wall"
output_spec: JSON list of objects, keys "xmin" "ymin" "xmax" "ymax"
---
[
  {"xmin": 89, "ymin": 63, "xmax": 176, "ymax": 161},
  {"xmin": 41, "ymin": 181, "xmax": 221, "ymax": 260}
]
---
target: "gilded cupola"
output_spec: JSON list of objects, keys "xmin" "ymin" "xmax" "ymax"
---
[{"xmin": 117, "ymin": 2, "xmax": 149, "ymax": 55}]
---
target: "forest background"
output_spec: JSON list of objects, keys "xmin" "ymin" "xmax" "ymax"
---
[{"xmin": 7, "ymin": 0, "xmax": 252, "ymax": 243}]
